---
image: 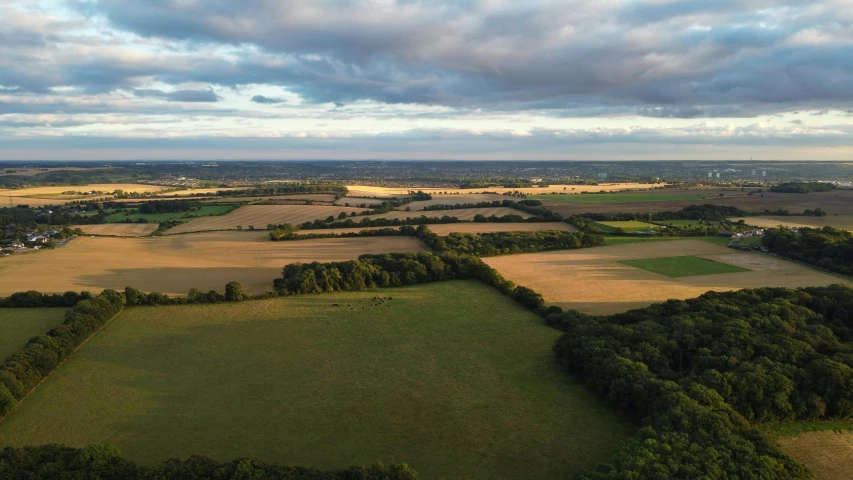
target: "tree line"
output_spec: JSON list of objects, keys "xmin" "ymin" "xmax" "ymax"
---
[
  {"xmin": 0, "ymin": 290, "xmax": 91, "ymax": 308},
  {"xmin": 550, "ymin": 284, "xmax": 853, "ymax": 479},
  {"xmin": 0, "ymin": 444, "xmax": 419, "ymax": 480},
  {"xmin": 770, "ymin": 182, "xmax": 835, "ymax": 194},
  {"xmin": 566, "ymin": 204, "xmax": 750, "ymax": 236},
  {"xmin": 763, "ymin": 226, "xmax": 853, "ymax": 275}
]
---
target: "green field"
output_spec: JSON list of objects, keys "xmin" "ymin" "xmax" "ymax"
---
[
  {"xmin": 0, "ymin": 281, "xmax": 633, "ymax": 479},
  {"xmin": 600, "ymin": 236, "xmax": 733, "ymax": 246},
  {"xmin": 105, "ymin": 205, "xmax": 236, "ymax": 223},
  {"xmin": 535, "ymin": 193, "xmax": 709, "ymax": 204},
  {"xmin": 593, "ymin": 220, "xmax": 660, "ymax": 233},
  {"xmin": 621, "ymin": 256, "xmax": 750, "ymax": 277},
  {"xmin": 0, "ymin": 308, "xmax": 68, "ymax": 361}
]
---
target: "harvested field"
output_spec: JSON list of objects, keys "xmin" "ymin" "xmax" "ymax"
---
[
  {"xmin": 256, "ymin": 194, "xmax": 338, "ymax": 203},
  {"xmin": 0, "ymin": 308, "xmax": 68, "ymax": 361},
  {"xmin": 345, "ymin": 183, "xmax": 663, "ymax": 197},
  {"xmin": 71, "ymin": 223, "xmax": 159, "ymax": 237},
  {"xmin": 155, "ymin": 187, "xmax": 250, "ymax": 196},
  {"xmin": 621, "ymin": 256, "xmax": 750, "ymax": 277},
  {"xmin": 334, "ymin": 196, "xmax": 388, "ymax": 206},
  {"xmin": 165, "ymin": 205, "xmax": 368, "ymax": 234},
  {"xmin": 542, "ymin": 189, "xmax": 853, "ymax": 216},
  {"xmin": 366, "ymin": 207, "xmax": 530, "ymax": 221},
  {"xmin": 1, "ymin": 183, "xmax": 164, "ymax": 196},
  {"xmin": 535, "ymin": 192, "xmax": 709, "ymax": 204},
  {"xmin": 403, "ymin": 193, "xmax": 508, "ymax": 210},
  {"xmin": 0, "ymin": 232, "xmax": 425, "ymax": 297},
  {"xmin": 484, "ymin": 239, "xmax": 853, "ymax": 315},
  {"xmin": 779, "ymin": 431, "xmax": 853, "ymax": 480},
  {"xmin": 0, "ymin": 281, "xmax": 633, "ymax": 479},
  {"xmin": 731, "ymin": 215, "xmax": 853, "ymax": 231},
  {"xmin": 292, "ymin": 222, "xmax": 577, "ymax": 237}
]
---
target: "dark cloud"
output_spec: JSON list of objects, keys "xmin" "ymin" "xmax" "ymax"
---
[
  {"xmin": 132, "ymin": 88, "xmax": 221, "ymax": 102},
  {"xmin": 250, "ymin": 95, "xmax": 283, "ymax": 104}
]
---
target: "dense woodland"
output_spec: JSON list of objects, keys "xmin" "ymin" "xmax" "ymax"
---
[
  {"xmin": 0, "ymin": 445, "xmax": 418, "ymax": 480},
  {"xmin": 551, "ymin": 284, "xmax": 853, "ymax": 479},
  {"xmin": 763, "ymin": 226, "xmax": 853, "ymax": 275}
]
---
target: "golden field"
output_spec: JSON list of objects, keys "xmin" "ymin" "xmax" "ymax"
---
[
  {"xmin": 779, "ymin": 431, "xmax": 853, "ymax": 480},
  {"xmin": 72, "ymin": 223, "xmax": 159, "ymax": 237},
  {"xmin": 164, "ymin": 205, "xmax": 368, "ymax": 234},
  {"xmin": 483, "ymin": 239, "xmax": 853, "ymax": 315},
  {"xmin": 732, "ymin": 215, "xmax": 853, "ymax": 231},
  {"xmin": 0, "ymin": 232, "xmax": 425, "ymax": 297}
]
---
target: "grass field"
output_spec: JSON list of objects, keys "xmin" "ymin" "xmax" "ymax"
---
[
  {"xmin": 165, "ymin": 205, "xmax": 368, "ymax": 234},
  {"xmin": 0, "ymin": 308, "xmax": 68, "ymax": 361},
  {"xmin": 592, "ymin": 220, "xmax": 659, "ymax": 233},
  {"xmin": 484, "ymin": 239, "xmax": 853, "ymax": 315},
  {"xmin": 0, "ymin": 281, "xmax": 634, "ymax": 479},
  {"xmin": 620, "ymin": 256, "xmax": 751, "ymax": 277},
  {"xmin": 0, "ymin": 232, "xmax": 425, "ymax": 297},
  {"xmin": 72, "ymin": 223, "xmax": 159, "ymax": 237},
  {"xmin": 534, "ymin": 193, "xmax": 709, "ymax": 204},
  {"xmin": 104, "ymin": 205, "xmax": 236, "ymax": 223}
]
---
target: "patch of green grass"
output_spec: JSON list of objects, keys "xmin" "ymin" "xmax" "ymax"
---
[
  {"xmin": 0, "ymin": 281, "xmax": 633, "ymax": 480},
  {"xmin": 593, "ymin": 220, "xmax": 660, "ymax": 233},
  {"xmin": 535, "ymin": 193, "xmax": 710, "ymax": 205},
  {"xmin": 620, "ymin": 256, "xmax": 750, "ymax": 277},
  {"xmin": 761, "ymin": 419, "xmax": 853, "ymax": 439},
  {"xmin": 105, "ymin": 205, "xmax": 236, "ymax": 223},
  {"xmin": 601, "ymin": 236, "xmax": 684, "ymax": 245},
  {"xmin": 0, "ymin": 308, "xmax": 68, "ymax": 361}
]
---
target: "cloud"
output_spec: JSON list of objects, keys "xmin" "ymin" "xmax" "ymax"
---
[
  {"xmin": 132, "ymin": 88, "xmax": 221, "ymax": 102},
  {"xmin": 251, "ymin": 95, "xmax": 283, "ymax": 104}
]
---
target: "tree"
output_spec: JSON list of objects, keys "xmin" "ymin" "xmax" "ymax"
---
[{"xmin": 224, "ymin": 281, "xmax": 245, "ymax": 302}]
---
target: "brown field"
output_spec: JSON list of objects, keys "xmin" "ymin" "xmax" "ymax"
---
[
  {"xmin": 345, "ymin": 183, "xmax": 663, "ymax": 197},
  {"xmin": 403, "ymin": 193, "xmax": 509, "ymax": 210},
  {"xmin": 165, "ymin": 205, "xmax": 368, "ymax": 234},
  {"xmin": 0, "ymin": 232, "xmax": 425, "ymax": 297},
  {"xmin": 484, "ymin": 239, "xmax": 853, "ymax": 315},
  {"xmin": 72, "ymin": 223, "xmax": 159, "ymax": 237},
  {"xmin": 292, "ymin": 222, "xmax": 576, "ymax": 237},
  {"xmin": 542, "ymin": 189, "xmax": 853, "ymax": 216},
  {"xmin": 779, "ymin": 431, "xmax": 853, "ymax": 480},
  {"xmin": 335, "ymin": 196, "xmax": 389, "ymax": 206},
  {"xmin": 366, "ymin": 207, "xmax": 531, "ymax": 222},
  {"xmin": 731, "ymin": 215, "xmax": 853, "ymax": 231}
]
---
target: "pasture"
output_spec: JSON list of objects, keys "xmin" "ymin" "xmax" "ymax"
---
[
  {"xmin": 71, "ymin": 223, "xmax": 159, "ymax": 237},
  {"xmin": 0, "ymin": 232, "xmax": 425, "ymax": 297},
  {"xmin": 730, "ymin": 215, "xmax": 853, "ymax": 231},
  {"xmin": 164, "ymin": 205, "xmax": 368, "ymax": 234},
  {"xmin": 592, "ymin": 220, "xmax": 659, "ymax": 233},
  {"xmin": 534, "ymin": 192, "xmax": 709, "ymax": 204},
  {"xmin": 0, "ymin": 308, "xmax": 68, "ymax": 361},
  {"xmin": 104, "ymin": 205, "xmax": 236, "ymax": 223},
  {"xmin": 483, "ymin": 239, "xmax": 853, "ymax": 315},
  {"xmin": 620, "ymin": 256, "xmax": 750, "ymax": 277},
  {"xmin": 0, "ymin": 281, "xmax": 634, "ymax": 480}
]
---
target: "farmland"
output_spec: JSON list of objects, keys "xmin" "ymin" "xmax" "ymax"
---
[
  {"xmin": 164, "ymin": 205, "xmax": 368, "ymax": 234},
  {"xmin": 366, "ymin": 207, "xmax": 530, "ymax": 221},
  {"xmin": 104, "ymin": 205, "xmax": 237, "ymax": 223},
  {"xmin": 0, "ymin": 232, "xmax": 425, "ymax": 297},
  {"xmin": 483, "ymin": 239, "xmax": 853, "ymax": 315},
  {"xmin": 592, "ymin": 220, "xmax": 659, "ymax": 233},
  {"xmin": 402, "ymin": 193, "xmax": 508, "ymax": 210},
  {"xmin": 730, "ymin": 215, "xmax": 853, "ymax": 231},
  {"xmin": 0, "ymin": 308, "xmax": 68, "ymax": 361},
  {"xmin": 71, "ymin": 223, "xmax": 159, "ymax": 237},
  {"xmin": 534, "ymin": 192, "xmax": 709, "ymax": 204},
  {"xmin": 778, "ymin": 431, "xmax": 853, "ymax": 480},
  {"xmin": 345, "ymin": 183, "xmax": 663, "ymax": 197},
  {"xmin": 0, "ymin": 281, "xmax": 634, "ymax": 480},
  {"xmin": 291, "ymin": 222, "xmax": 576, "ymax": 237},
  {"xmin": 620, "ymin": 255, "xmax": 751, "ymax": 277}
]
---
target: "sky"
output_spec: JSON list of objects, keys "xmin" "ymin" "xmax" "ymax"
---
[{"xmin": 1, "ymin": 0, "xmax": 852, "ymax": 161}]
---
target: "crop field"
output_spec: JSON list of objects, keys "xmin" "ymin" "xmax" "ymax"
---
[
  {"xmin": 71, "ymin": 223, "xmax": 159, "ymax": 237},
  {"xmin": 0, "ymin": 308, "xmax": 68, "ymax": 361},
  {"xmin": 366, "ymin": 207, "xmax": 531, "ymax": 221},
  {"xmin": 154, "ymin": 187, "xmax": 250, "ymax": 196},
  {"xmin": 104, "ymin": 205, "xmax": 236, "ymax": 223},
  {"xmin": 778, "ymin": 431, "xmax": 853, "ymax": 480},
  {"xmin": 0, "ymin": 281, "xmax": 634, "ymax": 480},
  {"xmin": 291, "ymin": 222, "xmax": 576, "ymax": 237},
  {"xmin": 164, "ymin": 205, "xmax": 368, "ymax": 234},
  {"xmin": 620, "ymin": 256, "xmax": 751, "ymax": 277},
  {"xmin": 592, "ymin": 220, "xmax": 660, "ymax": 233},
  {"xmin": 334, "ymin": 196, "xmax": 389, "ymax": 206},
  {"xmin": 534, "ymin": 192, "xmax": 709, "ymax": 204},
  {"xmin": 402, "ymin": 193, "xmax": 508, "ymax": 210},
  {"xmin": 483, "ymin": 239, "xmax": 853, "ymax": 315},
  {"xmin": 1, "ymin": 184, "xmax": 167, "ymax": 206},
  {"xmin": 730, "ymin": 215, "xmax": 853, "ymax": 231},
  {"xmin": 0, "ymin": 232, "xmax": 425, "ymax": 297},
  {"xmin": 345, "ymin": 183, "xmax": 663, "ymax": 197}
]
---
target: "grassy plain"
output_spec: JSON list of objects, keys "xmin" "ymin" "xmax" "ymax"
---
[
  {"xmin": 534, "ymin": 193, "xmax": 709, "ymax": 204},
  {"xmin": 0, "ymin": 308, "xmax": 68, "ymax": 361},
  {"xmin": 483, "ymin": 239, "xmax": 853, "ymax": 315},
  {"xmin": 730, "ymin": 215, "xmax": 853, "ymax": 231},
  {"xmin": 620, "ymin": 256, "xmax": 750, "ymax": 277},
  {"xmin": 165, "ymin": 205, "xmax": 368, "ymax": 234},
  {"xmin": 0, "ymin": 232, "xmax": 425, "ymax": 297},
  {"xmin": 104, "ymin": 205, "xmax": 236, "ymax": 223},
  {"xmin": 0, "ymin": 281, "xmax": 634, "ymax": 480},
  {"xmin": 71, "ymin": 223, "xmax": 159, "ymax": 237}
]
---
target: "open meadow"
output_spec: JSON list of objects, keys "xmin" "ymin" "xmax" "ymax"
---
[
  {"xmin": 0, "ymin": 281, "xmax": 634, "ymax": 480},
  {"xmin": 731, "ymin": 215, "xmax": 853, "ymax": 231},
  {"xmin": 164, "ymin": 205, "xmax": 368, "ymax": 234},
  {"xmin": 72, "ymin": 223, "xmax": 159, "ymax": 237},
  {"xmin": 483, "ymin": 239, "xmax": 853, "ymax": 315},
  {"xmin": 0, "ymin": 232, "xmax": 425, "ymax": 297},
  {"xmin": 0, "ymin": 308, "xmax": 68, "ymax": 361}
]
